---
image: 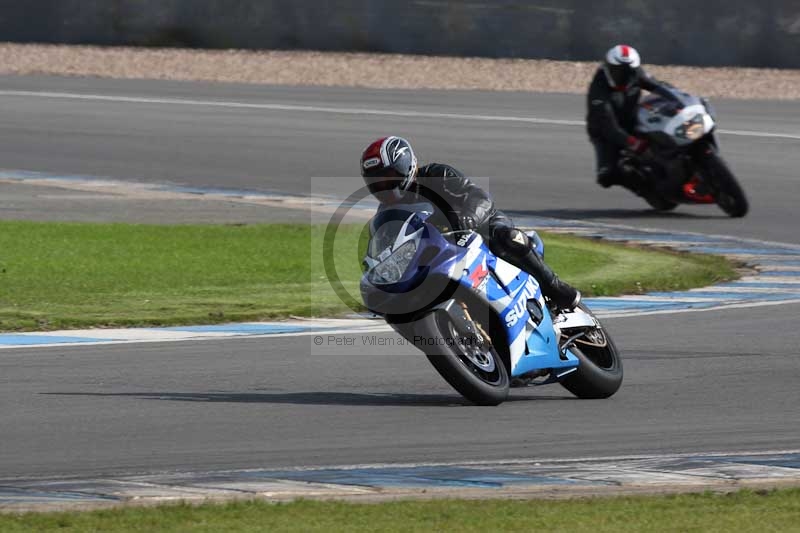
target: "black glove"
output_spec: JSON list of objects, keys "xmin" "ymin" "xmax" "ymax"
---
[
  {"xmin": 458, "ymin": 214, "xmax": 478, "ymax": 231},
  {"xmin": 626, "ymin": 135, "xmax": 649, "ymax": 154}
]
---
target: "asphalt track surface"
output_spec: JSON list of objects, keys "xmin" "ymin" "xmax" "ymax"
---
[
  {"xmin": 1, "ymin": 75, "xmax": 799, "ymax": 479},
  {"xmin": 1, "ymin": 75, "xmax": 800, "ymax": 242}
]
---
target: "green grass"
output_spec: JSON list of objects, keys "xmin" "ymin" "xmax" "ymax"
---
[
  {"xmin": 2, "ymin": 488, "xmax": 799, "ymax": 532},
  {"xmin": 0, "ymin": 221, "xmax": 736, "ymax": 331},
  {"xmin": 540, "ymin": 232, "xmax": 736, "ymax": 297}
]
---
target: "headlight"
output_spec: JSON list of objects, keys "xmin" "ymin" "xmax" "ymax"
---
[
  {"xmin": 675, "ymin": 114, "xmax": 705, "ymax": 141},
  {"xmin": 685, "ymin": 123, "xmax": 704, "ymax": 140},
  {"xmin": 368, "ymin": 240, "xmax": 417, "ymax": 285}
]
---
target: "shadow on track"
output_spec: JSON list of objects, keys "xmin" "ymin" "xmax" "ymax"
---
[
  {"xmin": 42, "ymin": 391, "xmax": 572, "ymax": 406},
  {"xmin": 509, "ymin": 208, "xmax": 725, "ymax": 221}
]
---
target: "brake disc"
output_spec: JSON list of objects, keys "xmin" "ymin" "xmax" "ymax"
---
[{"xmin": 574, "ymin": 328, "xmax": 608, "ymax": 348}]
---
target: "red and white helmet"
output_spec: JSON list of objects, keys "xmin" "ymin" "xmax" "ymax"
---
[
  {"xmin": 360, "ymin": 136, "xmax": 418, "ymax": 203},
  {"xmin": 603, "ymin": 44, "xmax": 641, "ymax": 89}
]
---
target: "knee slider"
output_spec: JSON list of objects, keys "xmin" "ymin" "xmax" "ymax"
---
[{"xmin": 493, "ymin": 226, "xmax": 531, "ymax": 256}]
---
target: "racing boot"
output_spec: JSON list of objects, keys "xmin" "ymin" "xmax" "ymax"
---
[
  {"xmin": 617, "ymin": 160, "xmax": 650, "ymax": 194},
  {"xmin": 598, "ymin": 164, "xmax": 633, "ymax": 189},
  {"xmin": 518, "ymin": 248, "xmax": 581, "ymax": 312},
  {"xmin": 596, "ymin": 170, "xmax": 619, "ymax": 188}
]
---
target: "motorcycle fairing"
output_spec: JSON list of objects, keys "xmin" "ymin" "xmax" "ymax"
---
[
  {"xmin": 635, "ymin": 88, "xmax": 716, "ymax": 148},
  {"xmin": 454, "ymin": 234, "xmax": 579, "ymax": 377}
]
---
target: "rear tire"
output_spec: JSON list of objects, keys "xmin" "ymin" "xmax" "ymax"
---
[
  {"xmin": 414, "ymin": 309, "xmax": 509, "ymax": 406},
  {"xmin": 702, "ymin": 152, "xmax": 748, "ymax": 218},
  {"xmin": 621, "ymin": 159, "xmax": 678, "ymax": 212},
  {"xmin": 643, "ymin": 194, "xmax": 678, "ymax": 212}
]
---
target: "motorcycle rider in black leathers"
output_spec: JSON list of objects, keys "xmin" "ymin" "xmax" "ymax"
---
[
  {"xmin": 360, "ymin": 136, "xmax": 581, "ymax": 310},
  {"xmin": 588, "ymin": 44, "xmax": 682, "ymax": 188}
]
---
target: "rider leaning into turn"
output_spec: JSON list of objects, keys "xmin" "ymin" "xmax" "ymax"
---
[
  {"xmin": 359, "ymin": 136, "xmax": 581, "ymax": 311},
  {"xmin": 587, "ymin": 44, "xmax": 683, "ymax": 189}
]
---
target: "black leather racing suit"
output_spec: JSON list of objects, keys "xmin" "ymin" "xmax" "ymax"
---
[
  {"xmin": 392, "ymin": 163, "xmax": 579, "ymax": 309},
  {"xmin": 586, "ymin": 66, "xmax": 680, "ymax": 186}
]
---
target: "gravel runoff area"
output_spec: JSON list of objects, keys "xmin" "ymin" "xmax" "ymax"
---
[{"xmin": 1, "ymin": 43, "xmax": 799, "ymax": 100}]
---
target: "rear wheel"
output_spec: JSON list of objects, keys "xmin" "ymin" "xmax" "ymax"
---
[
  {"xmin": 621, "ymin": 158, "xmax": 678, "ymax": 212},
  {"xmin": 643, "ymin": 194, "xmax": 678, "ymax": 212},
  {"xmin": 414, "ymin": 308, "xmax": 509, "ymax": 406},
  {"xmin": 702, "ymin": 152, "xmax": 748, "ymax": 217}
]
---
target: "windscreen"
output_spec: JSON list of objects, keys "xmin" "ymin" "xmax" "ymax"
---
[
  {"xmin": 367, "ymin": 219, "xmax": 406, "ymax": 259},
  {"xmin": 645, "ymin": 88, "xmax": 696, "ymax": 117},
  {"xmin": 366, "ymin": 208, "xmax": 426, "ymax": 259}
]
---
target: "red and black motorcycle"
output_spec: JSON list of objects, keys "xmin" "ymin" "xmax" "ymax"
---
[{"xmin": 618, "ymin": 88, "xmax": 748, "ymax": 217}]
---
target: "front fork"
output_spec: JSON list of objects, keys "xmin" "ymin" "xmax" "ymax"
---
[
  {"xmin": 692, "ymin": 133, "xmax": 718, "ymax": 157},
  {"xmin": 690, "ymin": 135, "xmax": 721, "ymax": 191}
]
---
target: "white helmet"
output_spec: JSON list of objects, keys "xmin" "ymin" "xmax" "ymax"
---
[{"xmin": 603, "ymin": 44, "xmax": 641, "ymax": 89}]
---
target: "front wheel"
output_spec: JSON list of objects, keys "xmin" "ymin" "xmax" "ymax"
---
[
  {"xmin": 701, "ymin": 152, "xmax": 749, "ymax": 218},
  {"xmin": 414, "ymin": 308, "xmax": 509, "ymax": 406},
  {"xmin": 559, "ymin": 306, "xmax": 623, "ymax": 399}
]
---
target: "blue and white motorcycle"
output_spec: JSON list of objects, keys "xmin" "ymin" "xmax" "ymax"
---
[{"xmin": 360, "ymin": 205, "xmax": 623, "ymax": 405}]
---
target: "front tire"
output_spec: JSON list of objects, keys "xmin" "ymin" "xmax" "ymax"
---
[
  {"xmin": 414, "ymin": 309, "xmax": 509, "ymax": 406},
  {"xmin": 559, "ymin": 306, "xmax": 623, "ymax": 399},
  {"xmin": 702, "ymin": 152, "xmax": 748, "ymax": 218}
]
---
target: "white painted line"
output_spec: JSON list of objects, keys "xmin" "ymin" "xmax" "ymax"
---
[
  {"xmin": 758, "ymin": 265, "xmax": 800, "ymax": 272},
  {"xmin": 2, "ymin": 90, "xmax": 800, "ymax": 141},
  {"xmin": 717, "ymin": 129, "xmax": 800, "ymax": 140},
  {"xmin": 723, "ymin": 255, "xmax": 800, "ymax": 263},
  {"xmin": 180, "ymin": 448, "xmax": 800, "ymax": 473},
  {"xmin": 0, "ymin": 325, "xmax": 394, "ymax": 351},
  {"xmin": 6, "ymin": 448, "xmax": 798, "ymax": 510},
  {"xmin": 0, "ymin": 90, "xmax": 583, "ymax": 126},
  {"xmin": 5, "ymin": 296, "xmax": 800, "ymax": 351},
  {"xmin": 687, "ymin": 286, "xmax": 800, "ymax": 293},
  {"xmin": 528, "ymin": 217, "xmax": 800, "ymax": 252},
  {"xmin": 597, "ymin": 297, "xmax": 800, "ymax": 318},
  {"xmin": 738, "ymin": 276, "xmax": 800, "ymax": 284}
]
